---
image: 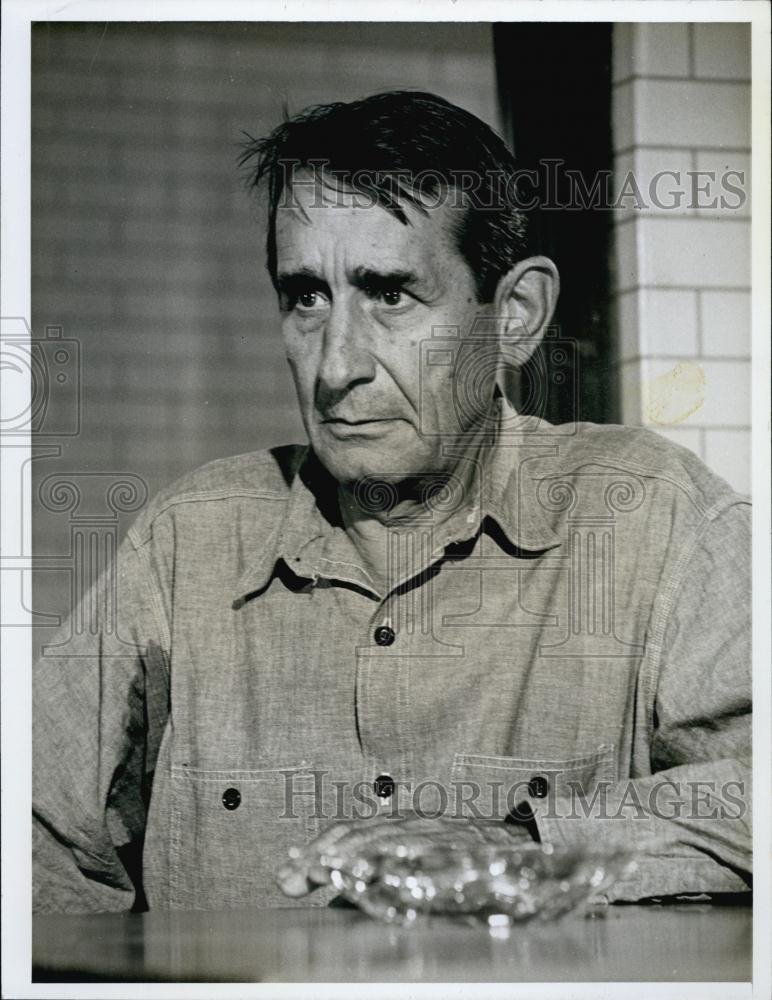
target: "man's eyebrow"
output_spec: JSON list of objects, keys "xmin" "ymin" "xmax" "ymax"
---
[
  {"xmin": 275, "ymin": 267, "xmax": 327, "ymax": 291},
  {"xmin": 350, "ymin": 266, "xmax": 422, "ymax": 289},
  {"xmin": 275, "ymin": 266, "xmax": 426, "ymax": 294},
  {"xmin": 276, "ymin": 266, "xmax": 322, "ymax": 283}
]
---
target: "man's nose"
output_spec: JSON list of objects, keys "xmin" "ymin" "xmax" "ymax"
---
[{"xmin": 316, "ymin": 299, "xmax": 376, "ymax": 396}]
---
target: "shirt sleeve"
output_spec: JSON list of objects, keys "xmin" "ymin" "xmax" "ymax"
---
[
  {"xmin": 530, "ymin": 498, "xmax": 752, "ymax": 901},
  {"xmin": 32, "ymin": 534, "xmax": 170, "ymax": 914}
]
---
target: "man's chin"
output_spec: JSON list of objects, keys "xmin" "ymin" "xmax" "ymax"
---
[{"xmin": 311, "ymin": 437, "xmax": 430, "ymax": 488}]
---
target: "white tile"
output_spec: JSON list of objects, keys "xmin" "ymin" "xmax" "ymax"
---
[
  {"xmin": 700, "ymin": 290, "xmax": 751, "ymax": 357},
  {"xmin": 612, "ymin": 23, "xmax": 634, "ymax": 84},
  {"xmin": 613, "ymin": 23, "xmax": 691, "ymax": 81},
  {"xmin": 629, "ymin": 79, "xmax": 751, "ymax": 148},
  {"xmin": 638, "ymin": 356, "xmax": 708, "ymax": 428},
  {"xmin": 617, "ymin": 358, "xmax": 644, "ymax": 424},
  {"xmin": 635, "ymin": 217, "xmax": 750, "ymax": 288},
  {"xmin": 635, "ymin": 357, "xmax": 750, "ymax": 428},
  {"xmin": 642, "ymin": 289, "xmax": 700, "ymax": 356},
  {"xmin": 635, "ymin": 23, "xmax": 691, "ymax": 78},
  {"xmin": 613, "ymin": 148, "xmax": 694, "ymax": 219},
  {"xmin": 692, "ymin": 358, "xmax": 750, "ymax": 427},
  {"xmin": 616, "ymin": 289, "xmax": 699, "ymax": 361},
  {"xmin": 615, "ymin": 290, "xmax": 641, "ymax": 362},
  {"xmin": 613, "ymin": 219, "xmax": 639, "ymax": 294},
  {"xmin": 612, "ymin": 150, "xmax": 645, "ymax": 222},
  {"xmin": 689, "ymin": 360, "xmax": 751, "ymax": 427},
  {"xmin": 612, "ymin": 80, "xmax": 635, "ymax": 153},
  {"xmin": 703, "ymin": 429, "xmax": 751, "ymax": 494},
  {"xmin": 693, "ymin": 23, "xmax": 751, "ymax": 80},
  {"xmin": 693, "ymin": 151, "xmax": 751, "ymax": 218}
]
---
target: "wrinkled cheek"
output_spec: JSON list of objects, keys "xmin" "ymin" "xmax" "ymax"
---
[
  {"xmin": 420, "ymin": 377, "xmax": 461, "ymax": 439},
  {"xmin": 284, "ymin": 352, "xmax": 301, "ymax": 389},
  {"xmin": 284, "ymin": 345, "xmax": 316, "ymax": 413}
]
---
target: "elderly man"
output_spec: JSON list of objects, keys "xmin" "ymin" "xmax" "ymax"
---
[{"xmin": 33, "ymin": 91, "xmax": 751, "ymax": 914}]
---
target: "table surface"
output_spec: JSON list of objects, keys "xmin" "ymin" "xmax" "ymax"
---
[{"xmin": 33, "ymin": 902, "xmax": 751, "ymax": 983}]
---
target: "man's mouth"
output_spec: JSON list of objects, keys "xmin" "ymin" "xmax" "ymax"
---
[
  {"xmin": 320, "ymin": 416, "xmax": 405, "ymax": 436},
  {"xmin": 322, "ymin": 417, "xmax": 399, "ymax": 425}
]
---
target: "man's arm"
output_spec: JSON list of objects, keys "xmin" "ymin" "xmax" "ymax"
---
[
  {"xmin": 532, "ymin": 498, "xmax": 752, "ymax": 899},
  {"xmin": 33, "ymin": 536, "xmax": 169, "ymax": 913}
]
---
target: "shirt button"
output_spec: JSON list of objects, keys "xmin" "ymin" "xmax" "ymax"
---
[
  {"xmin": 222, "ymin": 787, "xmax": 241, "ymax": 810},
  {"xmin": 373, "ymin": 625, "xmax": 395, "ymax": 646},
  {"xmin": 528, "ymin": 775, "xmax": 550, "ymax": 798},
  {"xmin": 374, "ymin": 774, "xmax": 395, "ymax": 798}
]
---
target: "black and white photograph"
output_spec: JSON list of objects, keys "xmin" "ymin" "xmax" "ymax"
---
[{"xmin": 1, "ymin": 1, "xmax": 769, "ymax": 997}]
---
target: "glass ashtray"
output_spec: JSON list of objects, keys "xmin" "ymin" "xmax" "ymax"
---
[{"xmin": 323, "ymin": 840, "xmax": 637, "ymax": 927}]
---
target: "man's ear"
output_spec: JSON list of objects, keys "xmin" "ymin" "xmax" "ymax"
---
[{"xmin": 493, "ymin": 256, "xmax": 560, "ymax": 366}]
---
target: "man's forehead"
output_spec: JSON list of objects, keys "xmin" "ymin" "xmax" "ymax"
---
[
  {"xmin": 274, "ymin": 174, "xmax": 462, "ymax": 256},
  {"xmin": 275, "ymin": 181, "xmax": 463, "ymax": 277},
  {"xmin": 282, "ymin": 168, "xmax": 453, "ymax": 210}
]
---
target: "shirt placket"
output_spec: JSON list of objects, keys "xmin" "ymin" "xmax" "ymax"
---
[
  {"xmin": 352, "ymin": 523, "xmax": 453, "ymax": 818},
  {"xmin": 292, "ymin": 502, "xmax": 486, "ymax": 820},
  {"xmin": 351, "ymin": 590, "xmax": 410, "ymax": 817}
]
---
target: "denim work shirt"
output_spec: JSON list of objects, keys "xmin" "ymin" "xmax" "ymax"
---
[{"xmin": 33, "ymin": 404, "xmax": 752, "ymax": 913}]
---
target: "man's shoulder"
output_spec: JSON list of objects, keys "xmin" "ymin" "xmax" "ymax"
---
[
  {"xmin": 542, "ymin": 421, "xmax": 748, "ymax": 517},
  {"xmin": 152, "ymin": 444, "xmax": 306, "ymax": 503},
  {"xmin": 128, "ymin": 444, "xmax": 307, "ymax": 544}
]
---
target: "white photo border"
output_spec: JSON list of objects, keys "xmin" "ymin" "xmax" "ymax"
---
[{"xmin": 2, "ymin": 2, "xmax": 769, "ymax": 998}]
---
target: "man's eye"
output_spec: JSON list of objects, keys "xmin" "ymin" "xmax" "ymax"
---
[
  {"xmin": 296, "ymin": 291, "xmax": 327, "ymax": 310},
  {"xmin": 365, "ymin": 286, "xmax": 406, "ymax": 307},
  {"xmin": 381, "ymin": 288, "xmax": 404, "ymax": 306}
]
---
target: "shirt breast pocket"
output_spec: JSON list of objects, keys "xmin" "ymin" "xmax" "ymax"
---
[
  {"xmin": 169, "ymin": 763, "xmax": 320, "ymax": 910},
  {"xmin": 450, "ymin": 746, "xmax": 616, "ymax": 821}
]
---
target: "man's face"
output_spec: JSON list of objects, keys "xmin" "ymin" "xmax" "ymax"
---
[{"xmin": 274, "ymin": 180, "xmax": 495, "ymax": 487}]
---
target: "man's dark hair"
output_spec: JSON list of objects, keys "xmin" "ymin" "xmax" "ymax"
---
[{"xmin": 239, "ymin": 90, "xmax": 528, "ymax": 303}]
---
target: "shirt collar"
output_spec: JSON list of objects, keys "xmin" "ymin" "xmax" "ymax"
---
[
  {"xmin": 235, "ymin": 397, "xmax": 562, "ymax": 603},
  {"xmin": 482, "ymin": 397, "xmax": 565, "ymax": 552}
]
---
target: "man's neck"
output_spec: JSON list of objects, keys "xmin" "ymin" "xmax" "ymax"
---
[{"xmin": 336, "ymin": 423, "xmax": 497, "ymax": 596}]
